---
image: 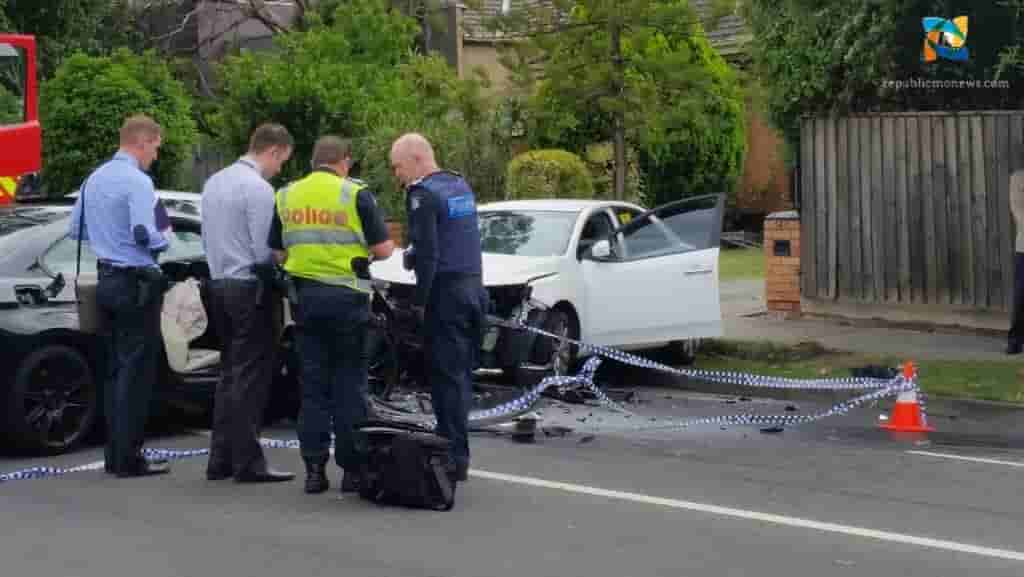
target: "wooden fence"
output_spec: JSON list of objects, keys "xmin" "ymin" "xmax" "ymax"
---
[{"xmin": 800, "ymin": 111, "xmax": 1024, "ymax": 313}]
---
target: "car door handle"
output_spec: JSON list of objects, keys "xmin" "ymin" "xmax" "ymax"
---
[{"xmin": 685, "ymin": 267, "xmax": 714, "ymax": 276}]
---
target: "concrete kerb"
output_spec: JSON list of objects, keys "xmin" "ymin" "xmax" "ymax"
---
[{"xmin": 646, "ymin": 369, "xmax": 1024, "ymax": 442}]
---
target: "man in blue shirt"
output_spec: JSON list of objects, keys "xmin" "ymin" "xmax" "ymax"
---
[
  {"xmin": 69, "ymin": 114, "xmax": 170, "ymax": 477},
  {"xmin": 390, "ymin": 133, "xmax": 485, "ymax": 482}
]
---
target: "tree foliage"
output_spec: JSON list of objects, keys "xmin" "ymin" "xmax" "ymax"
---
[
  {"xmin": 210, "ymin": 0, "xmax": 512, "ymax": 218},
  {"xmin": 495, "ymin": 0, "xmax": 746, "ymax": 206},
  {"xmin": 506, "ymin": 149, "xmax": 595, "ymax": 200},
  {"xmin": 1, "ymin": 0, "xmax": 144, "ymax": 79},
  {"xmin": 743, "ymin": 0, "xmax": 1024, "ymax": 158},
  {"xmin": 583, "ymin": 142, "xmax": 642, "ymax": 200},
  {"xmin": 40, "ymin": 49, "xmax": 198, "ymax": 194}
]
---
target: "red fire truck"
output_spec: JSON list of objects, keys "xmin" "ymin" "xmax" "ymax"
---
[{"xmin": 0, "ymin": 34, "xmax": 41, "ymax": 205}]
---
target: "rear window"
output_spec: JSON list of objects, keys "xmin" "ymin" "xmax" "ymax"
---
[{"xmin": 0, "ymin": 208, "xmax": 68, "ymax": 236}]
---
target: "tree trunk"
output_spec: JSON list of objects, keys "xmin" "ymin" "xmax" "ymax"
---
[{"xmin": 610, "ymin": 17, "xmax": 626, "ymax": 200}]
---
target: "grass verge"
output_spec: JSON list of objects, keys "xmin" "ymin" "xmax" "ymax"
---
[
  {"xmin": 697, "ymin": 340, "xmax": 1024, "ymax": 404},
  {"xmin": 719, "ymin": 246, "xmax": 765, "ymax": 281}
]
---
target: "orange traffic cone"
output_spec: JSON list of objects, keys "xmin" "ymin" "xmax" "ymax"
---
[{"xmin": 881, "ymin": 362, "xmax": 935, "ymax": 433}]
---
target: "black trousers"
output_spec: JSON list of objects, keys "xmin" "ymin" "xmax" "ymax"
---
[
  {"xmin": 1010, "ymin": 253, "xmax": 1024, "ymax": 347},
  {"xmin": 97, "ymin": 265, "xmax": 163, "ymax": 474},
  {"xmin": 207, "ymin": 278, "xmax": 276, "ymax": 477},
  {"xmin": 293, "ymin": 281, "xmax": 370, "ymax": 471},
  {"xmin": 424, "ymin": 274, "xmax": 486, "ymax": 468}
]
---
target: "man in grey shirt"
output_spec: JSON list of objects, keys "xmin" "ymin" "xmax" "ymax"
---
[{"xmin": 200, "ymin": 123, "xmax": 295, "ymax": 483}]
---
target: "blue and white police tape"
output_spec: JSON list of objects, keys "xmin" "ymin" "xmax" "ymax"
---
[
  {"xmin": 489, "ymin": 315, "xmax": 901, "ymax": 391},
  {"xmin": 0, "ymin": 460, "xmax": 107, "ymax": 483},
  {"xmin": 1, "ymin": 326, "xmax": 922, "ymax": 484},
  {"xmin": 461, "ymin": 317, "xmax": 920, "ymax": 427},
  {"xmin": 0, "ymin": 438, "xmax": 304, "ymax": 484}
]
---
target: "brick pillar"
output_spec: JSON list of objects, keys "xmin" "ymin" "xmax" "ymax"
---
[{"xmin": 763, "ymin": 210, "xmax": 801, "ymax": 313}]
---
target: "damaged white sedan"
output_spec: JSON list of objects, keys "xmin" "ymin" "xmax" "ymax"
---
[{"xmin": 370, "ymin": 195, "xmax": 725, "ymax": 387}]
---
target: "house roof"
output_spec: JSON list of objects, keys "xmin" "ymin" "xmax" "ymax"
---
[
  {"xmin": 461, "ymin": 0, "xmax": 556, "ymax": 43},
  {"xmin": 461, "ymin": 0, "xmax": 751, "ymax": 56},
  {"xmin": 689, "ymin": 0, "xmax": 751, "ymax": 56}
]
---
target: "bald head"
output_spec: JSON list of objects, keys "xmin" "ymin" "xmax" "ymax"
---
[{"xmin": 390, "ymin": 132, "xmax": 439, "ymax": 187}]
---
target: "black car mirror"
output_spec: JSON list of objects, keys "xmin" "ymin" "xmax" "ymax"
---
[
  {"xmin": 351, "ymin": 256, "xmax": 371, "ymax": 280},
  {"xmin": 576, "ymin": 240, "xmax": 594, "ymax": 260},
  {"xmin": 44, "ymin": 273, "xmax": 65, "ymax": 299}
]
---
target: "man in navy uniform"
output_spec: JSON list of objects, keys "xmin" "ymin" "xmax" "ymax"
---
[
  {"xmin": 389, "ymin": 133, "xmax": 485, "ymax": 482},
  {"xmin": 69, "ymin": 114, "xmax": 170, "ymax": 477}
]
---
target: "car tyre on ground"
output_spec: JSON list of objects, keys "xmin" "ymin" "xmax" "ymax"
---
[
  {"xmin": 513, "ymin": 308, "xmax": 577, "ymax": 390},
  {"xmin": 5, "ymin": 344, "xmax": 99, "ymax": 455}
]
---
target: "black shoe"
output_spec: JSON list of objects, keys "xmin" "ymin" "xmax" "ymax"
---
[
  {"xmin": 340, "ymin": 471, "xmax": 360, "ymax": 493},
  {"xmin": 304, "ymin": 461, "xmax": 329, "ymax": 494},
  {"xmin": 206, "ymin": 460, "xmax": 233, "ymax": 480},
  {"xmin": 234, "ymin": 468, "xmax": 295, "ymax": 484},
  {"xmin": 447, "ymin": 462, "xmax": 469, "ymax": 483},
  {"xmin": 115, "ymin": 460, "xmax": 171, "ymax": 478},
  {"xmin": 110, "ymin": 453, "xmax": 167, "ymax": 475},
  {"xmin": 1007, "ymin": 343, "xmax": 1022, "ymax": 355},
  {"xmin": 206, "ymin": 467, "xmax": 233, "ymax": 481}
]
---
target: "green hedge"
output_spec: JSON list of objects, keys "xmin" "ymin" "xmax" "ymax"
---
[
  {"xmin": 505, "ymin": 149, "xmax": 594, "ymax": 200},
  {"xmin": 40, "ymin": 49, "xmax": 197, "ymax": 195}
]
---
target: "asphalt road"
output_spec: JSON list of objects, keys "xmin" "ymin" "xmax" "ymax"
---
[{"xmin": 2, "ymin": 388, "xmax": 1023, "ymax": 577}]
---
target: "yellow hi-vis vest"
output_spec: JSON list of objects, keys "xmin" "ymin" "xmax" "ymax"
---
[{"xmin": 276, "ymin": 171, "xmax": 370, "ymax": 292}]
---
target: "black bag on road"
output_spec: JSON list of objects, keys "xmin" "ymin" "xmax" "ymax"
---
[{"xmin": 355, "ymin": 420, "xmax": 457, "ymax": 511}]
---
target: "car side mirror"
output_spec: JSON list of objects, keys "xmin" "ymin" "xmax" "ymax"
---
[
  {"xmin": 588, "ymin": 239, "xmax": 612, "ymax": 260},
  {"xmin": 576, "ymin": 240, "xmax": 594, "ymax": 260},
  {"xmin": 44, "ymin": 273, "xmax": 65, "ymax": 299},
  {"xmin": 351, "ymin": 256, "xmax": 371, "ymax": 280}
]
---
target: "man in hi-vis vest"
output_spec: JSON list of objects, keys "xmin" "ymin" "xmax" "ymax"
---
[{"xmin": 268, "ymin": 136, "xmax": 394, "ymax": 494}]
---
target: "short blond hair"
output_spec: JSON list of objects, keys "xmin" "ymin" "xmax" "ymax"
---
[
  {"xmin": 119, "ymin": 114, "xmax": 161, "ymax": 146},
  {"xmin": 312, "ymin": 135, "xmax": 352, "ymax": 167}
]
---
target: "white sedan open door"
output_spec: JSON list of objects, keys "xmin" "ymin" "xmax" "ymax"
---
[{"xmin": 579, "ymin": 194, "xmax": 724, "ymax": 348}]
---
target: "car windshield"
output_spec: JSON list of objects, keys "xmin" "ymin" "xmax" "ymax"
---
[{"xmin": 478, "ymin": 210, "xmax": 579, "ymax": 257}]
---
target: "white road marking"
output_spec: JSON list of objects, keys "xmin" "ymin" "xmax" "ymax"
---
[
  {"xmin": 907, "ymin": 450, "xmax": 1024, "ymax": 469},
  {"xmin": 470, "ymin": 468, "xmax": 1024, "ymax": 563}
]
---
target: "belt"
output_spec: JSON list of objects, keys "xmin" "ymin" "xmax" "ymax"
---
[
  {"xmin": 209, "ymin": 277, "xmax": 260, "ymax": 285},
  {"xmin": 97, "ymin": 260, "xmax": 147, "ymax": 273}
]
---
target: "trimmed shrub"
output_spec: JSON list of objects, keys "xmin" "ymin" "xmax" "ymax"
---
[
  {"xmin": 506, "ymin": 149, "xmax": 594, "ymax": 200},
  {"xmin": 40, "ymin": 49, "xmax": 197, "ymax": 195}
]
